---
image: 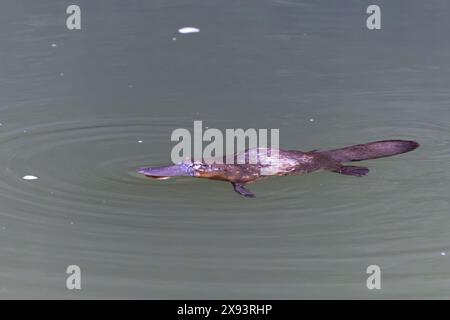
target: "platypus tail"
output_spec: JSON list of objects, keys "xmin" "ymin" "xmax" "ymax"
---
[{"xmin": 324, "ymin": 140, "xmax": 419, "ymax": 163}]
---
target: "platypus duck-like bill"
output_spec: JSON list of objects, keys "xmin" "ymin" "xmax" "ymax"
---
[{"xmin": 137, "ymin": 140, "xmax": 419, "ymax": 198}]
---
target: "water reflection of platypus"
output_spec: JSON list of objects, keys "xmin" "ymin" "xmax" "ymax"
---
[{"xmin": 137, "ymin": 140, "xmax": 419, "ymax": 198}]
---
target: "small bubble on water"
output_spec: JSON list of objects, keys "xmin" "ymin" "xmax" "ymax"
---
[
  {"xmin": 441, "ymin": 252, "xmax": 446, "ymax": 256},
  {"xmin": 178, "ymin": 27, "xmax": 200, "ymax": 34},
  {"xmin": 23, "ymin": 175, "xmax": 39, "ymax": 181},
  {"xmin": 138, "ymin": 140, "xmax": 143, "ymax": 143},
  {"xmin": 22, "ymin": 175, "xmax": 39, "ymax": 180},
  {"xmin": 172, "ymin": 37, "xmax": 177, "ymax": 41},
  {"xmin": 51, "ymin": 43, "xmax": 57, "ymax": 48},
  {"xmin": 60, "ymin": 72, "xmax": 64, "ymax": 76},
  {"xmin": 309, "ymin": 118, "xmax": 315, "ymax": 122}
]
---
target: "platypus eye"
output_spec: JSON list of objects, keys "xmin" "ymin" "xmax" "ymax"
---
[
  {"xmin": 179, "ymin": 161, "xmax": 208, "ymax": 174},
  {"xmin": 192, "ymin": 161, "xmax": 206, "ymax": 170}
]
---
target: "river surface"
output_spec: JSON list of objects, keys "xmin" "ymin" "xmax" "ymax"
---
[{"xmin": 1, "ymin": 0, "xmax": 450, "ymax": 298}]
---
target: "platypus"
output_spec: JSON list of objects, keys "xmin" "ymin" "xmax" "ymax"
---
[{"xmin": 137, "ymin": 140, "xmax": 419, "ymax": 198}]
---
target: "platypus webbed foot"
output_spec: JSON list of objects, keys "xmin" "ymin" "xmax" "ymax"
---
[
  {"xmin": 332, "ymin": 165, "xmax": 369, "ymax": 177},
  {"xmin": 232, "ymin": 183, "xmax": 255, "ymax": 198}
]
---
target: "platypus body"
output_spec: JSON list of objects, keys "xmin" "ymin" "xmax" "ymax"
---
[{"xmin": 137, "ymin": 140, "xmax": 419, "ymax": 198}]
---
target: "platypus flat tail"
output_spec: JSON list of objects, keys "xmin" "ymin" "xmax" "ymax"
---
[{"xmin": 324, "ymin": 140, "xmax": 419, "ymax": 163}]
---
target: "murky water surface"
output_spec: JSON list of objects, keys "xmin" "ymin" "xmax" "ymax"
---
[{"xmin": 0, "ymin": 0, "xmax": 449, "ymax": 298}]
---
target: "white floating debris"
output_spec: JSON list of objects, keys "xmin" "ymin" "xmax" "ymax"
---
[
  {"xmin": 22, "ymin": 175, "xmax": 39, "ymax": 180},
  {"xmin": 172, "ymin": 37, "xmax": 177, "ymax": 41},
  {"xmin": 138, "ymin": 140, "xmax": 143, "ymax": 143},
  {"xmin": 441, "ymin": 252, "xmax": 446, "ymax": 256},
  {"xmin": 51, "ymin": 43, "xmax": 57, "ymax": 48},
  {"xmin": 178, "ymin": 27, "xmax": 200, "ymax": 34},
  {"xmin": 309, "ymin": 118, "xmax": 315, "ymax": 122},
  {"xmin": 60, "ymin": 72, "xmax": 64, "ymax": 76}
]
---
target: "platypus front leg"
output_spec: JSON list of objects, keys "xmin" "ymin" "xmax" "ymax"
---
[{"xmin": 232, "ymin": 182, "xmax": 255, "ymax": 198}]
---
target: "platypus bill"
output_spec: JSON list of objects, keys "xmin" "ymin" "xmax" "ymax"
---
[{"xmin": 137, "ymin": 140, "xmax": 419, "ymax": 198}]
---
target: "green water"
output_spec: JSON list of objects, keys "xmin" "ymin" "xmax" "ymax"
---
[{"xmin": 0, "ymin": 0, "xmax": 449, "ymax": 298}]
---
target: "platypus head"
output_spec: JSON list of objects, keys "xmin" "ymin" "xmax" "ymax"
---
[{"xmin": 136, "ymin": 161, "xmax": 205, "ymax": 180}]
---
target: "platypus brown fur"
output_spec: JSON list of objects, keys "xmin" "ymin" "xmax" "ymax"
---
[{"xmin": 137, "ymin": 140, "xmax": 419, "ymax": 198}]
